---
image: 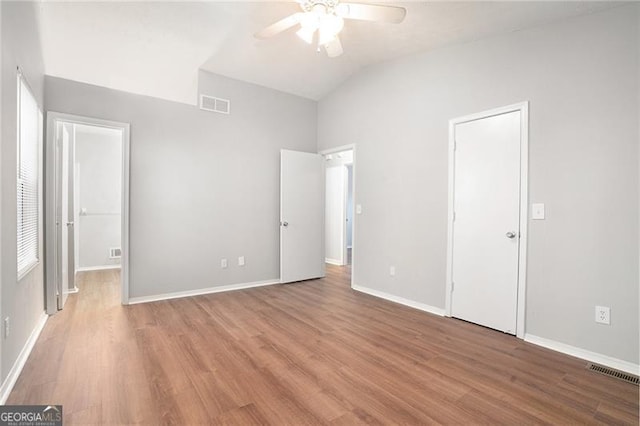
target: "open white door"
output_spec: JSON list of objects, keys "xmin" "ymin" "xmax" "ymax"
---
[
  {"xmin": 280, "ymin": 149, "xmax": 325, "ymax": 283},
  {"xmin": 56, "ymin": 123, "xmax": 75, "ymax": 309}
]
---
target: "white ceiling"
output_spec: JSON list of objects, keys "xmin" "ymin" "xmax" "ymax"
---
[{"xmin": 37, "ymin": 1, "xmax": 620, "ymax": 104}]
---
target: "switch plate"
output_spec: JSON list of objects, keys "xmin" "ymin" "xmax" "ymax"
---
[
  {"xmin": 221, "ymin": 258, "xmax": 228, "ymax": 269},
  {"xmin": 595, "ymin": 306, "xmax": 610, "ymax": 325},
  {"xmin": 356, "ymin": 204, "xmax": 362, "ymax": 215},
  {"xmin": 389, "ymin": 266, "xmax": 396, "ymax": 276},
  {"xmin": 238, "ymin": 256, "xmax": 245, "ymax": 266},
  {"xmin": 532, "ymin": 203, "xmax": 545, "ymax": 220},
  {"xmin": 3, "ymin": 317, "xmax": 9, "ymax": 339}
]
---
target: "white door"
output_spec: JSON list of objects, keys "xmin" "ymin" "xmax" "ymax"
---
[
  {"xmin": 325, "ymin": 165, "xmax": 347, "ymax": 266},
  {"xmin": 451, "ymin": 110, "xmax": 521, "ymax": 334},
  {"xmin": 56, "ymin": 123, "xmax": 75, "ymax": 309},
  {"xmin": 280, "ymin": 150, "xmax": 325, "ymax": 283}
]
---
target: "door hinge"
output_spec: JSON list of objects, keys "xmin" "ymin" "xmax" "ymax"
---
[
  {"xmin": 453, "ymin": 212, "xmax": 456, "ymax": 222},
  {"xmin": 453, "ymin": 139, "xmax": 457, "ymax": 151},
  {"xmin": 451, "ymin": 281, "xmax": 455, "ymax": 292}
]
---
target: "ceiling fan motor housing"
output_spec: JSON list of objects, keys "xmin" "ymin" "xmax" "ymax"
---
[{"xmin": 301, "ymin": 0, "xmax": 340, "ymax": 15}]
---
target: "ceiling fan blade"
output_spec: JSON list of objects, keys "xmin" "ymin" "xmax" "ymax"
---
[
  {"xmin": 324, "ymin": 36, "xmax": 344, "ymax": 58},
  {"xmin": 336, "ymin": 3, "xmax": 406, "ymax": 24},
  {"xmin": 255, "ymin": 13, "xmax": 303, "ymax": 39}
]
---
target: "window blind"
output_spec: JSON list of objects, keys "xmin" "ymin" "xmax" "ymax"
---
[{"xmin": 17, "ymin": 72, "xmax": 40, "ymax": 278}]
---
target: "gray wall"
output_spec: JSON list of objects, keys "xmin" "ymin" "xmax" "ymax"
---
[
  {"xmin": 1, "ymin": 2, "xmax": 46, "ymax": 380},
  {"xmin": 45, "ymin": 70, "xmax": 317, "ymax": 298},
  {"xmin": 318, "ymin": 5, "xmax": 639, "ymax": 364},
  {"xmin": 75, "ymin": 125, "xmax": 122, "ymax": 269}
]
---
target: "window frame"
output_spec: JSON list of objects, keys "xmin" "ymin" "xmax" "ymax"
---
[{"xmin": 16, "ymin": 69, "xmax": 42, "ymax": 281}]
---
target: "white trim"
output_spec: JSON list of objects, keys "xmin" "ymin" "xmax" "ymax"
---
[
  {"xmin": 45, "ymin": 112, "xmax": 131, "ymax": 310},
  {"xmin": 517, "ymin": 103, "xmax": 529, "ymax": 338},
  {"xmin": 0, "ymin": 312, "xmax": 48, "ymax": 404},
  {"xmin": 446, "ymin": 102, "xmax": 529, "ymax": 339},
  {"xmin": 325, "ymin": 258, "xmax": 344, "ymax": 266},
  {"xmin": 128, "ymin": 278, "xmax": 280, "ymax": 305},
  {"xmin": 319, "ymin": 144, "xmax": 357, "ymax": 289},
  {"xmin": 68, "ymin": 286, "xmax": 80, "ymax": 294},
  {"xmin": 353, "ymin": 284, "xmax": 445, "ymax": 317},
  {"xmin": 525, "ymin": 334, "xmax": 639, "ymax": 376},
  {"xmin": 76, "ymin": 265, "xmax": 121, "ymax": 272}
]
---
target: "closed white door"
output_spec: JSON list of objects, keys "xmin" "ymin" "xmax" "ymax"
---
[
  {"xmin": 451, "ymin": 111, "xmax": 521, "ymax": 334},
  {"xmin": 280, "ymin": 149, "xmax": 325, "ymax": 283}
]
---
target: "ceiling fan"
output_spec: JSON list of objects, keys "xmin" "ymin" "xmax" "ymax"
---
[{"xmin": 254, "ymin": 0, "xmax": 406, "ymax": 58}]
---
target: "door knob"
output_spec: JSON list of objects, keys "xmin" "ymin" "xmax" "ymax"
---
[
  {"xmin": 281, "ymin": 221, "xmax": 288, "ymax": 227},
  {"xmin": 505, "ymin": 231, "xmax": 517, "ymax": 239},
  {"xmin": 66, "ymin": 222, "xmax": 74, "ymax": 227}
]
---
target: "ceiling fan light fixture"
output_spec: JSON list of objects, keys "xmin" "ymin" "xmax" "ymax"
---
[
  {"xmin": 256, "ymin": 1, "xmax": 406, "ymax": 58},
  {"xmin": 299, "ymin": 11, "xmax": 320, "ymax": 30},
  {"xmin": 296, "ymin": 25, "xmax": 316, "ymax": 44},
  {"xmin": 318, "ymin": 29, "xmax": 335, "ymax": 47},
  {"xmin": 318, "ymin": 14, "xmax": 344, "ymax": 46}
]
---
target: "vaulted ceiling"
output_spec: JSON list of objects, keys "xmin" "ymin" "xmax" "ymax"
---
[{"xmin": 36, "ymin": 1, "xmax": 620, "ymax": 104}]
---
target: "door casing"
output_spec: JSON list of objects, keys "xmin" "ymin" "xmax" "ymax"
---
[
  {"xmin": 319, "ymin": 144, "xmax": 357, "ymax": 288},
  {"xmin": 445, "ymin": 102, "xmax": 529, "ymax": 338},
  {"xmin": 45, "ymin": 112, "xmax": 131, "ymax": 313}
]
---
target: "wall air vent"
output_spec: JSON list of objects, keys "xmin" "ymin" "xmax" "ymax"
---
[
  {"xmin": 200, "ymin": 94, "xmax": 230, "ymax": 115},
  {"xmin": 586, "ymin": 363, "xmax": 639, "ymax": 385},
  {"xmin": 109, "ymin": 248, "xmax": 122, "ymax": 259}
]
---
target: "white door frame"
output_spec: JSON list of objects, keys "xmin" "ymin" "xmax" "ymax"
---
[
  {"xmin": 319, "ymin": 144, "xmax": 356, "ymax": 288},
  {"xmin": 45, "ymin": 112, "xmax": 131, "ymax": 310},
  {"xmin": 445, "ymin": 102, "xmax": 529, "ymax": 338}
]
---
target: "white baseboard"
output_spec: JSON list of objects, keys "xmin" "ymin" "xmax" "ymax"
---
[
  {"xmin": 128, "ymin": 278, "xmax": 280, "ymax": 305},
  {"xmin": 352, "ymin": 284, "xmax": 445, "ymax": 317},
  {"xmin": 68, "ymin": 286, "xmax": 80, "ymax": 294},
  {"xmin": 524, "ymin": 334, "xmax": 639, "ymax": 376},
  {"xmin": 325, "ymin": 258, "xmax": 344, "ymax": 266},
  {"xmin": 76, "ymin": 265, "xmax": 121, "ymax": 272},
  {"xmin": 0, "ymin": 312, "xmax": 48, "ymax": 404}
]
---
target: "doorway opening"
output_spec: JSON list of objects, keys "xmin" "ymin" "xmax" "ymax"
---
[
  {"xmin": 322, "ymin": 147, "xmax": 355, "ymax": 279},
  {"xmin": 46, "ymin": 113, "xmax": 130, "ymax": 313}
]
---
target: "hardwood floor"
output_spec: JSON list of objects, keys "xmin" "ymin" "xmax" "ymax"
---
[{"xmin": 9, "ymin": 266, "xmax": 639, "ymax": 425}]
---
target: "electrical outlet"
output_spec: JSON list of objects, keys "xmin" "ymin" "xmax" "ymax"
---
[
  {"xmin": 221, "ymin": 258, "xmax": 228, "ymax": 269},
  {"xmin": 238, "ymin": 256, "xmax": 245, "ymax": 266},
  {"xmin": 595, "ymin": 306, "xmax": 610, "ymax": 325},
  {"xmin": 4, "ymin": 317, "xmax": 9, "ymax": 339},
  {"xmin": 389, "ymin": 266, "xmax": 396, "ymax": 276}
]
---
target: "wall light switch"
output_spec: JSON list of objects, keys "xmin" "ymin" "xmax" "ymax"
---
[
  {"xmin": 532, "ymin": 203, "xmax": 545, "ymax": 220},
  {"xmin": 389, "ymin": 266, "xmax": 396, "ymax": 276},
  {"xmin": 221, "ymin": 258, "xmax": 228, "ymax": 269},
  {"xmin": 238, "ymin": 256, "xmax": 245, "ymax": 266},
  {"xmin": 356, "ymin": 204, "xmax": 362, "ymax": 215}
]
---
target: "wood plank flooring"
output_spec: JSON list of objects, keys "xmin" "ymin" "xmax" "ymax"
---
[{"xmin": 8, "ymin": 265, "xmax": 639, "ymax": 425}]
